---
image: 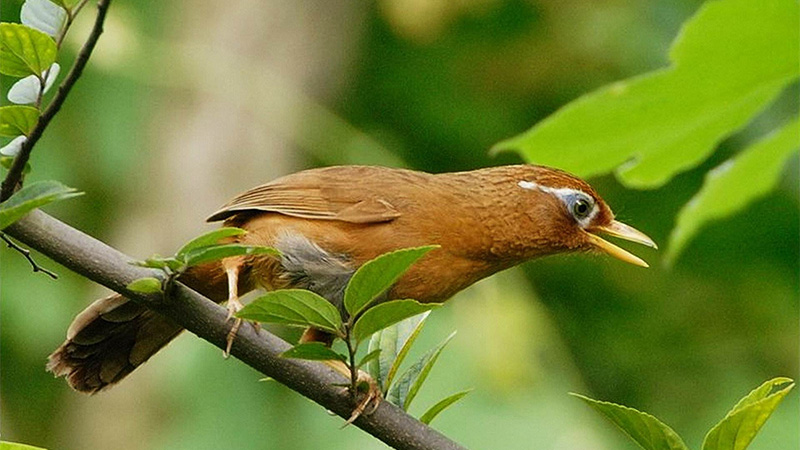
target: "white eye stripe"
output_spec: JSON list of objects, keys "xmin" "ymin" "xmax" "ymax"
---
[{"xmin": 518, "ymin": 180, "xmax": 599, "ymax": 226}]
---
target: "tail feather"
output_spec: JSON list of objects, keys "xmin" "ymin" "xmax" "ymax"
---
[{"xmin": 48, "ymin": 261, "xmax": 230, "ymax": 393}]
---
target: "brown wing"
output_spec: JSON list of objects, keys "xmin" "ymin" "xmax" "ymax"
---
[{"xmin": 206, "ymin": 166, "xmax": 405, "ymax": 224}]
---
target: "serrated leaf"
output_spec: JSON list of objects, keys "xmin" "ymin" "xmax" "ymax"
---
[
  {"xmin": 666, "ymin": 117, "xmax": 800, "ymax": 264},
  {"xmin": 344, "ymin": 245, "xmax": 437, "ymax": 317},
  {"xmin": 126, "ymin": 277, "xmax": 162, "ymax": 294},
  {"xmin": 175, "ymin": 227, "xmax": 247, "ymax": 259},
  {"xmin": 1, "ymin": 441, "xmax": 48, "ymax": 450},
  {"xmin": 387, "ymin": 331, "xmax": 455, "ymax": 411},
  {"xmin": 183, "ymin": 244, "xmax": 279, "ymax": 267},
  {"xmin": 0, "ymin": 180, "xmax": 81, "ymax": 230},
  {"xmin": 571, "ymin": 393, "xmax": 688, "ymax": 450},
  {"xmin": 367, "ymin": 311, "xmax": 429, "ymax": 393},
  {"xmin": 280, "ymin": 342, "xmax": 346, "ymax": 362},
  {"xmin": 21, "ymin": 0, "xmax": 67, "ymax": 38},
  {"xmin": 352, "ymin": 299, "xmax": 439, "ymax": 343},
  {"xmin": 357, "ymin": 349, "xmax": 381, "ymax": 369},
  {"xmin": 0, "ymin": 106, "xmax": 40, "ymax": 137},
  {"xmin": 493, "ymin": 0, "xmax": 799, "ymax": 189},
  {"xmin": 702, "ymin": 377, "xmax": 794, "ymax": 450},
  {"xmin": 0, "ymin": 23, "xmax": 58, "ymax": 77},
  {"xmin": 419, "ymin": 389, "xmax": 472, "ymax": 425},
  {"xmin": 236, "ymin": 289, "xmax": 343, "ymax": 335}
]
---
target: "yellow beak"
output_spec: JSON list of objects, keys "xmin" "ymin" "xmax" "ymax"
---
[{"xmin": 586, "ymin": 220, "xmax": 657, "ymax": 268}]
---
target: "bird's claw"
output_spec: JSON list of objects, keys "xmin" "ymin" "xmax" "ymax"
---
[
  {"xmin": 344, "ymin": 369, "xmax": 382, "ymax": 426},
  {"xmin": 224, "ymin": 298, "xmax": 244, "ymax": 358}
]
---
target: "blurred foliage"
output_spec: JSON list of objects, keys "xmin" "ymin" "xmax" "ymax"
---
[{"xmin": 1, "ymin": 0, "xmax": 797, "ymax": 449}]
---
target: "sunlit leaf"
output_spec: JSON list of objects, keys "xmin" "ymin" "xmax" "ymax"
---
[
  {"xmin": 0, "ymin": 106, "xmax": 40, "ymax": 137},
  {"xmin": 666, "ymin": 117, "xmax": 800, "ymax": 264},
  {"xmin": 236, "ymin": 289, "xmax": 343, "ymax": 335},
  {"xmin": 571, "ymin": 393, "xmax": 689, "ymax": 450},
  {"xmin": 702, "ymin": 377, "xmax": 794, "ymax": 450},
  {"xmin": 0, "ymin": 180, "xmax": 81, "ymax": 230},
  {"xmin": 493, "ymin": 0, "xmax": 799, "ymax": 188},
  {"xmin": 1, "ymin": 137, "xmax": 27, "ymax": 157},
  {"xmin": 387, "ymin": 332, "xmax": 455, "ymax": 411},
  {"xmin": 344, "ymin": 245, "xmax": 437, "ymax": 317},
  {"xmin": 0, "ymin": 23, "xmax": 58, "ymax": 77},
  {"xmin": 419, "ymin": 389, "xmax": 472, "ymax": 425},
  {"xmin": 183, "ymin": 244, "xmax": 279, "ymax": 267},
  {"xmin": 0, "ymin": 441, "xmax": 48, "ymax": 450},
  {"xmin": 352, "ymin": 300, "xmax": 439, "ymax": 343},
  {"xmin": 175, "ymin": 227, "xmax": 247, "ymax": 258},
  {"xmin": 8, "ymin": 62, "xmax": 60, "ymax": 104},
  {"xmin": 280, "ymin": 342, "xmax": 346, "ymax": 362},
  {"xmin": 367, "ymin": 311, "xmax": 430, "ymax": 393},
  {"xmin": 126, "ymin": 277, "xmax": 162, "ymax": 294},
  {"xmin": 21, "ymin": 0, "xmax": 67, "ymax": 38}
]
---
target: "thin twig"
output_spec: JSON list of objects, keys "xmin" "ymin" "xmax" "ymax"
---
[
  {"xmin": 0, "ymin": 0, "xmax": 112, "ymax": 201},
  {"xmin": 0, "ymin": 232, "xmax": 58, "ymax": 279}
]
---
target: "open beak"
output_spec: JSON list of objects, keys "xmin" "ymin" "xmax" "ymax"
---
[{"xmin": 586, "ymin": 220, "xmax": 657, "ymax": 268}]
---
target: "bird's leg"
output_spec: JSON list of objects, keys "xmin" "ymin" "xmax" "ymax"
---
[
  {"xmin": 223, "ymin": 262, "xmax": 242, "ymax": 357},
  {"xmin": 301, "ymin": 328, "xmax": 381, "ymax": 423}
]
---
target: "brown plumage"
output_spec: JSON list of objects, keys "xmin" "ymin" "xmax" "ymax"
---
[{"xmin": 48, "ymin": 165, "xmax": 655, "ymax": 393}]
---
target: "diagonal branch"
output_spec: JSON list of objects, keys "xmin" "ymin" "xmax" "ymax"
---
[
  {"xmin": 5, "ymin": 210, "xmax": 466, "ymax": 450},
  {"xmin": 0, "ymin": 0, "xmax": 112, "ymax": 201}
]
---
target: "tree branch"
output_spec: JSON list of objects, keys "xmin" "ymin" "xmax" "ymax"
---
[
  {"xmin": 0, "ymin": 231, "xmax": 58, "ymax": 279},
  {"xmin": 5, "ymin": 210, "xmax": 466, "ymax": 450},
  {"xmin": 0, "ymin": 0, "xmax": 112, "ymax": 201}
]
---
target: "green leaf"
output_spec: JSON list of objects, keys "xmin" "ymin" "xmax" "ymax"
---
[
  {"xmin": 352, "ymin": 299, "xmax": 439, "ymax": 343},
  {"xmin": 571, "ymin": 393, "xmax": 689, "ymax": 450},
  {"xmin": 183, "ymin": 244, "xmax": 279, "ymax": 267},
  {"xmin": 387, "ymin": 331, "xmax": 455, "ymax": 411},
  {"xmin": 236, "ymin": 289, "xmax": 343, "ymax": 335},
  {"xmin": 1, "ymin": 441, "xmax": 48, "ymax": 450},
  {"xmin": 0, "ymin": 156, "xmax": 32, "ymax": 175},
  {"xmin": 344, "ymin": 245, "xmax": 437, "ymax": 317},
  {"xmin": 126, "ymin": 277, "xmax": 163, "ymax": 294},
  {"xmin": 0, "ymin": 23, "xmax": 58, "ymax": 77},
  {"xmin": 0, "ymin": 180, "xmax": 82, "ymax": 230},
  {"xmin": 0, "ymin": 106, "xmax": 40, "ymax": 137},
  {"xmin": 666, "ymin": 117, "xmax": 800, "ymax": 264},
  {"xmin": 702, "ymin": 377, "xmax": 794, "ymax": 450},
  {"xmin": 419, "ymin": 389, "xmax": 472, "ymax": 425},
  {"xmin": 280, "ymin": 342, "xmax": 346, "ymax": 362},
  {"xmin": 492, "ymin": 0, "xmax": 799, "ymax": 188},
  {"xmin": 175, "ymin": 227, "xmax": 247, "ymax": 259},
  {"xmin": 367, "ymin": 311, "xmax": 430, "ymax": 393},
  {"xmin": 132, "ymin": 256, "xmax": 184, "ymax": 272},
  {"xmin": 357, "ymin": 349, "xmax": 381, "ymax": 369}
]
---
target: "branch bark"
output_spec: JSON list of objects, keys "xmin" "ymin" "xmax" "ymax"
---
[{"xmin": 5, "ymin": 210, "xmax": 466, "ymax": 450}]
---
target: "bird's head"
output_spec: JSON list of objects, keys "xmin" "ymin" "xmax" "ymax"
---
[{"xmin": 512, "ymin": 166, "xmax": 657, "ymax": 267}]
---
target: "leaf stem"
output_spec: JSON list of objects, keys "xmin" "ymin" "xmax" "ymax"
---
[{"xmin": 0, "ymin": 0, "xmax": 112, "ymax": 201}]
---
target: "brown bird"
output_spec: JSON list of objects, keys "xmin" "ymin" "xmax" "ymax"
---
[{"xmin": 47, "ymin": 165, "xmax": 656, "ymax": 393}]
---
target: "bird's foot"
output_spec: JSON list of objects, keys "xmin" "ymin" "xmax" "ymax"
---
[
  {"xmin": 344, "ymin": 369, "xmax": 382, "ymax": 426},
  {"xmin": 224, "ymin": 297, "xmax": 244, "ymax": 358}
]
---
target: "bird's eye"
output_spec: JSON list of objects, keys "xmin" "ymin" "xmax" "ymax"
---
[{"xmin": 572, "ymin": 198, "xmax": 592, "ymax": 220}]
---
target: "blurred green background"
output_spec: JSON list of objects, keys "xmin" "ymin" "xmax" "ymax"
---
[{"xmin": 1, "ymin": 0, "xmax": 797, "ymax": 449}]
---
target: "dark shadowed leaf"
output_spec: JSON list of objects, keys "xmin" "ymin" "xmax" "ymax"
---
[
  {"xmin": 183, "ymin": 244, "xmax": 279, "ymax": 267},
  {"xmin": 419, "ymin": 389, "xmax": 472, "ymax": 425},
  {"xmin": 352, "ymin": 300, "xmax": 439, "ymax": 343},
  {"xmin": 0, "ymin": 156, "xmax": 31, "ymax": 174},
  {"xmin": 387, "ymin": 332, "xmax": 455, "ymax": 411},
  {"xmin": 0, "ymin": 23, "xmax": 57, "ymax": 77},
  {"xmin": 571, "ymin": 393, "xmax": 688, "ymax": 450},
  {"xmin": 344, "ymin": 246, "xmax": 437, "ymax": 317},
  {"xmin": 236, "ymin": 289, "xmax": 343, "ymax": 335},
  {"xmin": 701, "ymin": 377, "xmax": 794, "ymax": 450},
  {"xmin": 367, "ymin": 311, "xmax": 430, "ymax": 393},
  {"xmin": 280, "ymin": 342, "xmax": 346, "ymax": 362},
  {"xmin": 176, "ymin": 227, "xmax": 247, "ymax": 258},
  {"xmin": 0, "ymin": 106, "xmax": 40, "ymax": 137},
  {"xmin": 126, "ymin": 277, "xmax": 162, "ymax": 294},
  {"xmin": 0, "ymin": 180, "xmax": 81, "ymax": 230}
]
